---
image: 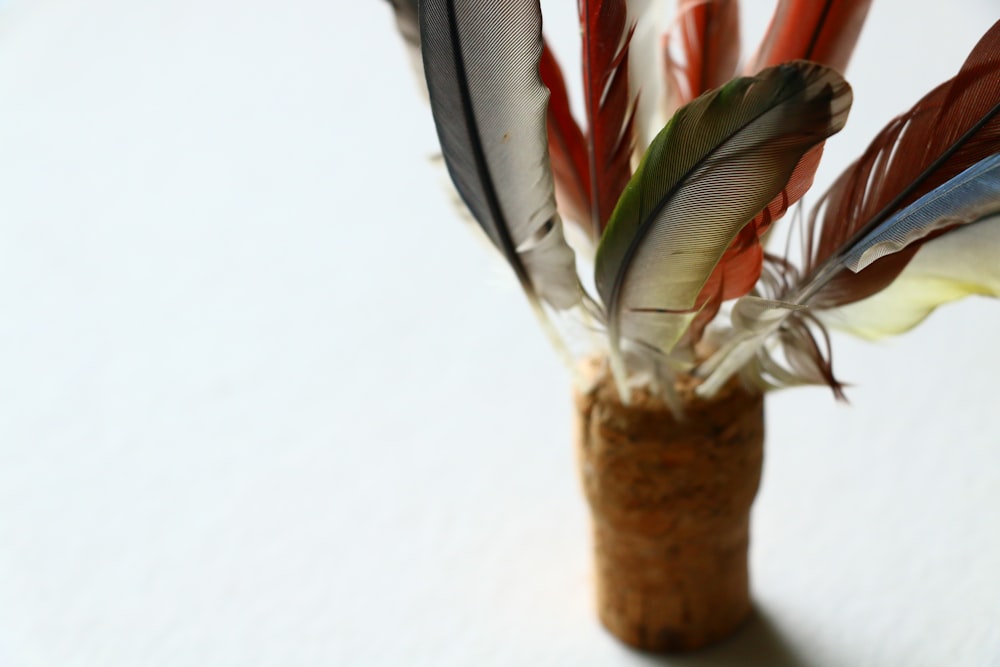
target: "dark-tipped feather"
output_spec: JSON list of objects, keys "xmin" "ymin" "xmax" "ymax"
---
[{"xmin": 420, "ymin": 0, "xmax": 581, "ymax": 311}]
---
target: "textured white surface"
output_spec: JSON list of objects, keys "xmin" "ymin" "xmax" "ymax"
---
[{"xmin": 1, "ymin": 1, "xmax": 999, "ymax": 665}]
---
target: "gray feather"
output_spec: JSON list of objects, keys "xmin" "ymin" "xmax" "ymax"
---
[{"xmin": 419, "ymin": 0, "xmax": 581, "ymax": 310}]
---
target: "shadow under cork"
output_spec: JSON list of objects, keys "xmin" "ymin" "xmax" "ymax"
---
[{"xmin": 620, "ymin": 606, "xmax": 810, "ymax": 667}]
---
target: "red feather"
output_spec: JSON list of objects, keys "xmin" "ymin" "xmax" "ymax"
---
[
  {"xmin": 803, "ymin": 20, "xmax": 1000, "ymax": 307},
  {"xmin": 690, "ymin": 0, "xmax": 874, "ymax": 332},
  {"xmin": 539, "ymin": 41, "xmax": 592, "ymax": 232},
  {"xmin": 581, "ymin": 0, "xmax": 635, "ymax": 239},
  {"xmin": 749, "ymin": 0, "xmax": 872, "ymax": 75},
  {"xmin": 663, "ymin": 0, "xmax": 740, "ymax": 110}
]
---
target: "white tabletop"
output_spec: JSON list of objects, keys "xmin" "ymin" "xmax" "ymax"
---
[{"xmin": 1, "ymin": 0, "xmax": 999, "ymax": 665}]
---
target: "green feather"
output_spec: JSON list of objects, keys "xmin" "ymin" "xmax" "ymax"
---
[{"xmin": 594, "ymin": 61, "xmax": 852, "ymax": 398}]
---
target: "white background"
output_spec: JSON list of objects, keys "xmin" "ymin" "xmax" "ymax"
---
[{"xmin": 1, "ymin": 0, "xmax": 999, "ymax": 665}]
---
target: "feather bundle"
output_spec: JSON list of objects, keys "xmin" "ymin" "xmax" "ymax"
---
[
  {"xmin": 388, "ymin": 0, "xmax": 1000, "ymax": 405},
  {"xmin": 802, "ymin": 21, "xmax": 1000, "ymax": 308},
  {"xmin": 748, "ymin": 0, "xmax": 872, "ymax": 75},
  {"xmin": 595, "ymin": 62, "xmax": 851, "ymax": 396}
]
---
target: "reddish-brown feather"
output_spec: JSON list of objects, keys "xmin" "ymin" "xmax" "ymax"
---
[
  {"xmin": 694, "ymin": 0, "xmax": 873, "ymax": 328},
  {"xmin": 804, "ymin": 21, "xmax": 1000, "ymax": 307},
  {"xmin": 664, "ymin": 0, "xmax": 740, "ymax": 109},
  {"xmin": 749, "ymin": 0, "xmax": 872, "ymax": 75},
  {"xmin": 539, "ymin": 42, "xmax": 592, "ymax": 232},
  {"xmin": 581, "ymin": 0, "xmax": 635, "ymax": 238}
]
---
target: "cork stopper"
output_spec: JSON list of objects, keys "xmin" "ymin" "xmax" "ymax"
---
[{"xmin": 574, "ymin": 359, "xmax": 765, "ymax": 652}]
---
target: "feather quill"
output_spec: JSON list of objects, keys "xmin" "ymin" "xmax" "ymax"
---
[
  {"xmin": 419, "ymin": 0, "xmax": 582, "ymax": 313},
  {"xmin": 594, "ymin": 62, "xmax": 851, "ymax": 397}
]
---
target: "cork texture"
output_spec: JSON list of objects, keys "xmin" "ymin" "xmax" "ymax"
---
[{"xmin": 574, "ymin": 362, "xmax": 765, "ymax": 652}]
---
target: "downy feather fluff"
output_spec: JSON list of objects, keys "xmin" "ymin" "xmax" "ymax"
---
[{"xmin": 698, "ymin": 153, "xmax": 1000, "ymax": 395}]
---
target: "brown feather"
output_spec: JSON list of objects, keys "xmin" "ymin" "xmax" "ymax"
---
[
  {"xmin": 802, "ymin": 20, "xmax": 1000, "ymax": 307},
  {"xmin": 581, "ymin": 0, "xmax": 636, "ymax": 238}
]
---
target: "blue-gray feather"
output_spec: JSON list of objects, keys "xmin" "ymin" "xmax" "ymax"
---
[{"xmin": 843, "ymin": 153, "xmax": 1000, "ymax": 272}]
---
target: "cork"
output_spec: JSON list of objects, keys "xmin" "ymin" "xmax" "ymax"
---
[{"xmin": 574, "ymin": 360, "xmax": 765, "ymax": 652}]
